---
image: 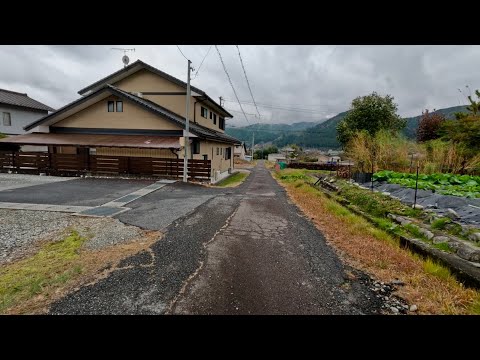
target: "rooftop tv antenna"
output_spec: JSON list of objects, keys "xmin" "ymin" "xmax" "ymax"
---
[{"xmin": 111, "ymin": 48, "xmax": 136, "ymax": 67}]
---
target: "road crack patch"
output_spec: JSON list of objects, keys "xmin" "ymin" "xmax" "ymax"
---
[{"xmin": 166, "ymin": 207, "xmax": 239, "ymax": 314}]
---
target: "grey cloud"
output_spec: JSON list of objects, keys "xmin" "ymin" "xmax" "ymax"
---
[{"xmin": 0, "ymin": 45, "xmax": 478, "ymax": 125}]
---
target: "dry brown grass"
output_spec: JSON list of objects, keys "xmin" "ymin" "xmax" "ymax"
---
[
  {"xmin": 4, "ymin": 230, "xmax": 161, "ymax": 314},
  {"xmin": 275, "ymin": 176, "xmax": 480, "ymax": 314},
  {"xmin": 234, "ymin": 159, "xmax": 257, "ymax": 170},
  {"xmin": 345, "ymin": 130, "xmax": 479, "ymax": 174},
  {"xmin": 264, "ymin": 160, "xmax": 276, "ymax": 170}
]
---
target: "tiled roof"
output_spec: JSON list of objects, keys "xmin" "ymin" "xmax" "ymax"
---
[
  {"xmin": 24, "ymin": 84, "xmax": 241, "ymax": 145},
  {"xmin": 0, "ymin": 88, "xmax": 54, "ymax": 112},
  {"xmin": 0, "ymin": 133, "xmax": 181, "ymax": 149},
  {"xmin": 77, "ymin": 59, "xmax": 232, "ymax": 118},
  {"xmin": 110, "ymin": 86, "xmax": 240, "ymax": 144}
]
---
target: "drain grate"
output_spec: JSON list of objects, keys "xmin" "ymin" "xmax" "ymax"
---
[
  {"xmin": 79, "ymin": 206, "xmax": 128, "ymax": 217},
  {"xmin": 113, "ymin": 194, "xmax": 140, "ymax": 203},
  {"xmin": 156, "ymin": 179, "xmax": 177, "ymax": 184}
]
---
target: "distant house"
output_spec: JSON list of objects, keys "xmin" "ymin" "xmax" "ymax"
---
[
  {"xmin": 281, "ymin": 147, "xmax": 296, "ymax": 155},
  {"xmin": 327, "ymin": 149, "xmax": 342, "ymax": 156},
  {"xmin": 317, "ymin": 154, "xmax": 341, "ymax": 164},
  {"xmin": 268, "ymin": 153, "xmax": 287, "ymax": 162},
  {"xmin": 234, "ymin": 142, "xmax": 247, "ymax": 160},
  {"xmin": 0, "ymin": 89, "xmax": 54, "ymax": 135}
]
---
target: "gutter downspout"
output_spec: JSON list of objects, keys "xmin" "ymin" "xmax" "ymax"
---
[{"xmin": 169, "ymin": 148, "xmax": 179, "ymax": 159}]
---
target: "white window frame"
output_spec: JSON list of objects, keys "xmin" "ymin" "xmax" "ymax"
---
[{"xmin": 2, "ymin": 112, "xmax": 11, "ymax": 126}]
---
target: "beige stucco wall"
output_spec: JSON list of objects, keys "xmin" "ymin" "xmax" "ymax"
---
[
  {"xmin": 95, "ymin": 147, "xmax": 178, "ymax": 158},
  {"xmin": 112, "ymin": 69, "xmax": 227, "ymax": 133},
  {"xmin": 192, "ymin": 140, "xmax": 234, "ymax": 175},
  {"xmin": 52, "ymin": 95, "xmax": 181, "ymax": 130},
  {"xmin": 114, "ymin": 69, "xmax": 184, "ymax": 93}
]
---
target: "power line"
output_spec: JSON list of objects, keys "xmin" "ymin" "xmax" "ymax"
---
[
  {"xmin": 225, "ymin": 100, "xmax": 331, "ymax": 114},
  {"xmin": 226, "ymin": 109, "xmax": 325, "ymax": 121},
  {"xmin": 223, "ymin": 99, "xmax": 333, "ymax": 113},
  {"xmin": 176, "ymin": 45, "xmax": 189, "ymax": 61},
  {"xmin": 192, "ymin": 45, "xmax": 213, "ymax": 80},
  {"xmin": 215, "ymin": 45, "xmax": 250, "ymax": 125},
  {"xmin": 226, "ymin": 101, "xmax": 331, "ymax": 111},
  {"xmin": 236, "ymin": 45, "xmax": 261, "ymax": 117},
  {"xmin": 223, "ymin": 98, "xmax": 332, "ymax": 108},
  {"xmin": 227, "ymin": 126, "xmax": 329, "ymax": 134},
  {"xmin": 226, "ymin": 108, "xmax": 268, "ymax": 118}
]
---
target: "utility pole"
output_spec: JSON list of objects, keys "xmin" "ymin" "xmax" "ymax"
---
[
  {"xmin": 252, "ymin": 132, "xmax": 255, "ymax": 160},
  {"xmin": 219, "ymin": 96, "xmax": 223, "ymax": 107},
  {"xmin": 183, "ymin": 60, "xmax": 193, "ymax": 182}
]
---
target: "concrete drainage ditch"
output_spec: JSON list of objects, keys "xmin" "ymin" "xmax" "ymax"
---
[{"xmin": 312, "ymin": 175, "xmax": 480, "ymax": 290}]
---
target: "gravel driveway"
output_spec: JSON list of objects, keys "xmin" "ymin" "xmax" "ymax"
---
[
  {"xmin": 0, "ymin": 209, "xmax": 146, "ymax": 265},
  {"xmin": 0, "ymin": 177, "xmax": 156, "ymax": 206},
  {"xmin": 0, "ymin": 173, "xmax": 74, "ymax": 191}
]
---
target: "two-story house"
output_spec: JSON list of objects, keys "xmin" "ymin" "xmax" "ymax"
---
[
  {"xmin": 0, "ymin": 60, "xmax": 241, "ymax": 182},
  {"xmin": 0, "ymin": 88, "xmax": 54, "ymax": 135}
]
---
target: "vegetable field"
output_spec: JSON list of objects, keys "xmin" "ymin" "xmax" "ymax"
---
[{"xmin": 373, "ymin": 170, "xmax": 480, "ymax": 198}]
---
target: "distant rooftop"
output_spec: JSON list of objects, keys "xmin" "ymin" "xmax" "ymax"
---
[{"xmin": 0, "ymin": 88, "xmax": 54, "ymax": 112}]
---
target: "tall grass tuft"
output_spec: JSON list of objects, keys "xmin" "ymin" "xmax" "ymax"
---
[{"xmin": 346, "ymin": 130, "xmax": 479, "ymax": 175}]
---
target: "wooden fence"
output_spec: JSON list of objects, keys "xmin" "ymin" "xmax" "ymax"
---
[{"xmin": 0, "ymin": 151, "xmax": 211, "ymax": 179}]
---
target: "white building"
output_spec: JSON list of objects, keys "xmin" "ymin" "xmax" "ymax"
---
[
  {"xmin": 268, "ymin": 153, "xmax": 287, "ymax": 162},
  {"xmin": 0, "ymin": 88, "xmax": 54, "ymax": 135},
  {"xmin": 234, "ymin": 142, "xmax": 247, "ymax": 160}
]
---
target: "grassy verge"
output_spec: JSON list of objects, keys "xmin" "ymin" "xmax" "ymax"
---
[
  {"xmin": 0, "ymin": 228, "xmax": 160, "ymax": 314},
  {"xmin": 264, "ymin": 160, "xmax": 275, "ymax": 169},
  {"xmin": 215, "ymin": 172, "xmax": 249, "ymax": 187},
  {"xmin": 273, "ymin": 169, "xmax": 480, "ymax": 314},
  {"xmin": 0, "ymin": 230, "xmax": 86, "ymax": 313},
  {"xmin": 336, "ymin": 181, "xmax": 421, "ymax": 219}
]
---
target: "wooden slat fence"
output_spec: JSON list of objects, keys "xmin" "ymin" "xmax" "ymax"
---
[{"xmin": 0, "ymin": 151, "xmax": 211, "ymax": 179}]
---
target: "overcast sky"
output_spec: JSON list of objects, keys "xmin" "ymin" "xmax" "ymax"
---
[{"xmin": 0, "ymin": 45, "xmax": 478, "ymax": 127}]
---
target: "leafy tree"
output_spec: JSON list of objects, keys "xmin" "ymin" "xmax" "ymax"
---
[
  {"xmin": 336, "ymin": 92, "xmax": 405, "ymax": 147},
  {"xmin": 254, "ymin": 145, "xmax": 278, "ymax": 159},
  {"xmin": 441, "ymin": 115, "xmax": 480, "ymax": 157},
  {"xmin": 466, "ymin": 89, "xmax": 480, "ymax": 115},
  {"xmin": 417, "ymin": 109, "xmax": 445, "ymax": 142}
]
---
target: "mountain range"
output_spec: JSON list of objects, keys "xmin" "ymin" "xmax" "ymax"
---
[{"xmin": 226, "ymin": 105, "xmax": 468, "ymax": 149}]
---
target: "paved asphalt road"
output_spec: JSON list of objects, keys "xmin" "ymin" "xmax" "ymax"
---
[
  {"xmin": 0, "ymin": 178, "xmax": 155, "ymax": 206},
  {"xmin": 50, "ymin": 162, "xmax": 383, "ymax": 315}
]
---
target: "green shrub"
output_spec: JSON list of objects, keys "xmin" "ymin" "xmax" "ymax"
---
[{"xmin": 431, "ymin": 218, "xmax": 451, "ymax": 230}]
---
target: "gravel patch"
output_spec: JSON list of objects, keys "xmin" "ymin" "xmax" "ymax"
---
[
  {"xmin": 0, "ymin": 209, "xmax": 73, "ymax": 264},
  {"xmin": 0, "ymin": 209, "xmax": 147, "ymax": 265},
  {"xmin": 78, "ymin": 217, "xmax": 145, "ymax": 250},
  {"xmin": 0, "ymin": 173, "xmax": 74, "ymax": 192}
]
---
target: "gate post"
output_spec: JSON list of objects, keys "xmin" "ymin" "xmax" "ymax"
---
[{"xmin": 12, "ymin": 151, "xmax": 16, "ymax": 173}]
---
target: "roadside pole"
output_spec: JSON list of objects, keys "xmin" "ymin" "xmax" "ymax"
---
[
  {"xmin": 413, "ymin": 163, "xmax": 420, "ymax": 208},
  {"xmin": 183, "ymin": 60, "xmax": 192, "ymax": 182},
  {"xmin": 252, "ymin": 132, "xmax": 255, "ymax": 160}
]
